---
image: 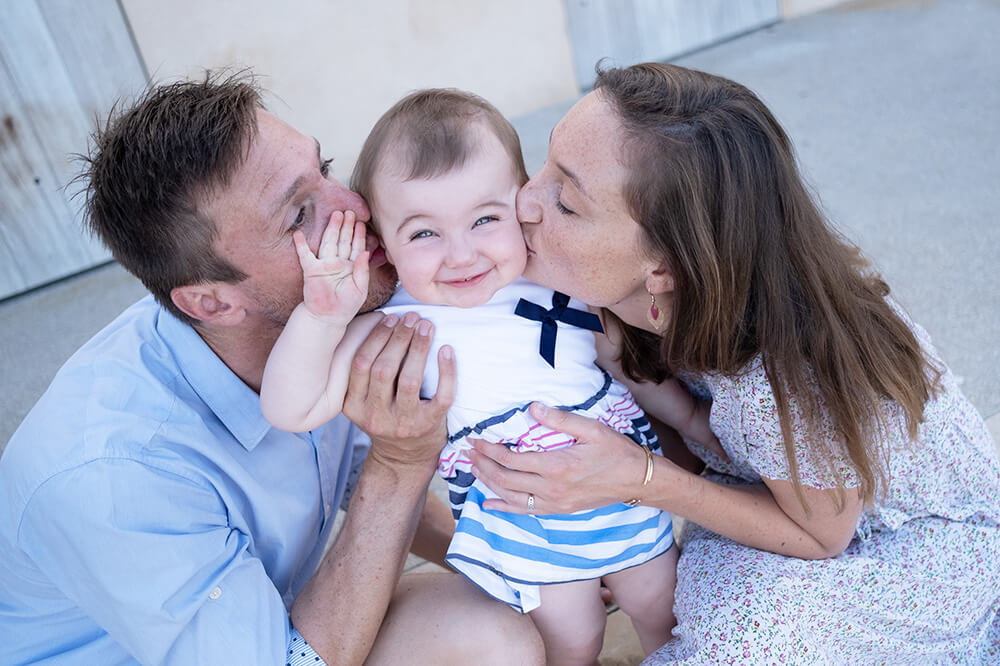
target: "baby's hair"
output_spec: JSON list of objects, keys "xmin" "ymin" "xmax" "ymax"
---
[{"xmin": 351, "ymin": 88, "xmax": 528, "ymax": 226}]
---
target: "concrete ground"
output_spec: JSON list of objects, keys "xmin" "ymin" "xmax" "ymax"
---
[{"xmin": 2, "ymin": 1, "xmax": 998, "ymax": 663}]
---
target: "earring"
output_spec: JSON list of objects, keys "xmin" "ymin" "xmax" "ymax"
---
[{"xmin": 647, "ymin": 290, "xmax": 665, "ymax": 330}]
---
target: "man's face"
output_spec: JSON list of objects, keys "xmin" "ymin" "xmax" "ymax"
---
[{"xmin": 204, "ymin": 110, "xmax": 398, "ymax": 329}]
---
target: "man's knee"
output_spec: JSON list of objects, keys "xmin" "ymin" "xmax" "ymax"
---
[{"xmin": 368, "ymin": 572, "xmax": 543, "ymax": 665}]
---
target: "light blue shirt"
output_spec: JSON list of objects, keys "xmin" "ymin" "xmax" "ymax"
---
[{"xmin": 0, "ymin": 296, "xmax": 369, "ymax": 664}]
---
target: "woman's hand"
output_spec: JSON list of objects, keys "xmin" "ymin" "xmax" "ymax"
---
[{"xmin": 468, "ymin": 402, "xmax": 653, "ymax": 515}]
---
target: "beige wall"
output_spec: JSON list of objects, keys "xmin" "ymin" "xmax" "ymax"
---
[
  {"xmin": 781, "ymin": 0, "xmax": 848, "ymax": 18},
  {"xmin": 122, "ymin": 0, "xmax": 578, "ymax": 176}
]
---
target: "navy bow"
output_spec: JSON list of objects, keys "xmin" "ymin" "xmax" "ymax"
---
[{"xmin": 514, "ymin": 291, "xmax": 603, "ymax": 367}]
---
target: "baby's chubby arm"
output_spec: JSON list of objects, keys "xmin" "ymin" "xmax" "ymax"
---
[
  {"xmin": 261, "ymin": 211, "xmax": 382, "ymax": 432},
  {"xmin": 593, "ymin": 317, "xmax": 725, "ymax": 459}
]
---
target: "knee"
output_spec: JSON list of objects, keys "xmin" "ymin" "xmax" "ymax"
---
[
  {"xmin": 399, "ymin": 573, "xmax": 544, "ymax": 665},
  {"xmin": 542, "ymin": 632, "xmax": 603, "ymax": 666}
]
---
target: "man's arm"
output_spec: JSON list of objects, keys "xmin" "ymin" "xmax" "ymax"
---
[
  {"xmin": 289, "ymin": 312, "xmax": 455, "ymax": 664},
  {"xmin": 411, "ymin": 489, "xmax": 455, "ymax": 569}
]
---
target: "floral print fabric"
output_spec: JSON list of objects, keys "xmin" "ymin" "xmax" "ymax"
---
[{"xmin": 646, "ymin": 321, "xmax": 1000, "ymax": 665}]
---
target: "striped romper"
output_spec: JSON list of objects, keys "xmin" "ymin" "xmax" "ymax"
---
[{"xmin": 381, "ymin": 278, "xmax": 674, "ymax": 612}]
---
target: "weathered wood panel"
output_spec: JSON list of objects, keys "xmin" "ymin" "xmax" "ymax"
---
[
  {"xmin": 564, "ymin": 0, "xmax": 781, "ymax": 88},
  {"xmin": 0, "ymin": 1, "xmax": 146, "ymax": 299}
]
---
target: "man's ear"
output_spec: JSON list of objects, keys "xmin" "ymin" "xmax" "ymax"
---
[
  {"xmin": 170, "ymin": 283, "xmax": 246, "ymax": 325},
  {"xmin": 645, "ymin": 263, "xmax": 675, "ymax": 295}
]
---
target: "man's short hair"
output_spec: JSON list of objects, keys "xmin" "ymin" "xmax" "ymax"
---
[{"xmin": 78, "ymin": 70, "xmax": 263, "ymax": 324}]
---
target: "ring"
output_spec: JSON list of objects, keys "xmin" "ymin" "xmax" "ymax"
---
[{"xmin": 527, "ymin": 494, "xmax": 535, "ymax": 512}]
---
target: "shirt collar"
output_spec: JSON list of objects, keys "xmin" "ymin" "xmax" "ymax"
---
[{"xmin": 154, "ymin": 303, "xmax": 274, "ymax": 451}]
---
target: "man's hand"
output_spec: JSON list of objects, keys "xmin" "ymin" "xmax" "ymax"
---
[
  {"xmin": 342, "ymin": 312, "xmax": 456, "ymax": 468},
  {"xmin": 295, "ymin": 210, "xmax": 369, "ymax": 326}
]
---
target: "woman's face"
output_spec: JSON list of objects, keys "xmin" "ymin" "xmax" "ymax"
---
[{"xmin": 517, "ymin": 91, "xmax": 661, "ymax": 330}]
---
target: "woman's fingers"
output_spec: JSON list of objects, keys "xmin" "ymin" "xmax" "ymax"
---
[
  {"xmin": 469, "ymin": 439, "xmax": 549, "ymax": 514},
  {"xmin": 471, "ymin": 406, "xmax": 651, "ymax": 515},
  {"xmin": 528, "ymin": 402, "xmax": 600, "ymax": 441}
]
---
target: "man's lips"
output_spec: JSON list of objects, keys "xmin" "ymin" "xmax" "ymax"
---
[{"xmin": 368, "ymin": 245, "xmax": 387, "ymax": 268}]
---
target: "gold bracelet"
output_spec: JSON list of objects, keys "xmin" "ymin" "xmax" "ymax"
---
[{"xmin": 623, "ymin": 446, "xmax": 654, "ymax": 507}]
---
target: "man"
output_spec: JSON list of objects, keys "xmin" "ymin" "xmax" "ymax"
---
[{"xmin": 0, "ymin": 71, "xmax": 542, "ymax": 664}]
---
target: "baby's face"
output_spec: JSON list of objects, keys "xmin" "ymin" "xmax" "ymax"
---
[{"xmin": 371, "ymin": 129, "xmax": 527, "ymax": 308}]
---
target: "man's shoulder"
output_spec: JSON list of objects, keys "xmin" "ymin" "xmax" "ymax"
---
[{"xmin": 0, "ymin": 297, "xmax": 209, "ymax": 515}]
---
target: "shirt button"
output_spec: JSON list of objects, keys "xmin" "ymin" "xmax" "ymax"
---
[
  {"xmin": 325, "ymin": 503, "xmax": 332, "ymax": 516},
  {"xmin": 209, "ymin": 586, "xmax": 222, "ymax": 600}
]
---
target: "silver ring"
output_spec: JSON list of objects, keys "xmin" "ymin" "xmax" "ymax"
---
[{"xmin": 527, "ymin": 493, "xmax": 535, "ymax": 512}]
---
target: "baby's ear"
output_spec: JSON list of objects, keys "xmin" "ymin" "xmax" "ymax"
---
[{"xmin": 170, "ymin": 283, "xmax": 246, "ymax": 325}]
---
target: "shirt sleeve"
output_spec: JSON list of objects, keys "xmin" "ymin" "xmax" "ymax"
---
[
  {"xmin": 287, "ymin": 627, "xmax": 327, "ymax": 665},
  {"xmin": 17, "ymin": 457, "xmax": 298, "ymax": 665}
]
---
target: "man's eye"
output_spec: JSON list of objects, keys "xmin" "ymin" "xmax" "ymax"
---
[
  {"xmin": 473, "ymin": 215, "xmax": 498, "ymax": 227},
  {"xmin": 291, "ymin": 207, "xmax": 306, "ymax": 229},
  {"xmin": 320, "ymin": 158, "xmax": 333, "ymax": 177}
]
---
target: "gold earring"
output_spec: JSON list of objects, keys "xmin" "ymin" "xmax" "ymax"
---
[{"xmin": 647, "ymin": 290, "xmax": 665, "ymax": 330}]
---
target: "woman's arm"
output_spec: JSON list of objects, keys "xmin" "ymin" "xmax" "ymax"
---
[{"xmin": 469, "ymin": 404, "xmax": 862, "ymax": 560}]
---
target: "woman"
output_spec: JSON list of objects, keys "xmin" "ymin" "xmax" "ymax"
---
[{"xmin": 468, "ymin": 62, "xmax": 1000, "ymax": 663}]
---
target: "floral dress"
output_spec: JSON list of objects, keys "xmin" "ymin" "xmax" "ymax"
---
[{"xmin": 646, "ymin": 320, "xmax": 1000, "ymax": 665}]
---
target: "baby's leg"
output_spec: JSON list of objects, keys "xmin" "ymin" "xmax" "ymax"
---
[
  {"xmin": 602, "ymin": 544, "xmax": 679, "ymax": 656},
  {"xmin": 530, "ymin": 578, "xmax": 606, "ymax": 666}
]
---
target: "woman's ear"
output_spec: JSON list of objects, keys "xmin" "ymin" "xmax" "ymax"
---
[
  {"xmin": 645, "ymin": 263, "xmax": 674, "ymax": 295},
  {"xmin": 170, "ymin": 283, "xmax": 246, "ymax": 325}
]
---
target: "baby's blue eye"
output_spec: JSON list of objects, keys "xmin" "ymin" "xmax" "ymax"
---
[
  {"xmin": 474, "ymin": 215, "xmax": 498, "ymax": 227},
  {"xmin": 410, "ymin": 230, "xmax": 433, "ymax": 240}
]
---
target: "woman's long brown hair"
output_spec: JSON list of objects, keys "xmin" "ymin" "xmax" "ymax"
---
[{"xmin": 597, "ymin": 63, "xmax": 939, "ymax": 507}]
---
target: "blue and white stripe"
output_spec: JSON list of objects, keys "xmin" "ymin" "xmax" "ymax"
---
[{"xmin": 446, "ymin": 484, "xmax": 674, "ymax": 612}]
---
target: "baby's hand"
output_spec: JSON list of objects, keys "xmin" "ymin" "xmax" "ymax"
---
[{"xmin": 295, "ymin": 210, "xmax": 370, "ymax": 324}]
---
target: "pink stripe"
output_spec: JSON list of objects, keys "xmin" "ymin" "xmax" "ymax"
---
[
  {"xmin": 538, "ymin": 437, "xmax": 575, "ymax": 450},
  {"xmin": 515, "ymin": 423, "xmax": 543, "ymax": 448}
]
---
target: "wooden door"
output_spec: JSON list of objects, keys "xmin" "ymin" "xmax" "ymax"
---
[
  {"xmin": 0, "ymin": 0, "xmax": 147, "ymax": 299},
  {"xmin": 564, "ymin": 0, "xmax": 781, "ymax": 89}
]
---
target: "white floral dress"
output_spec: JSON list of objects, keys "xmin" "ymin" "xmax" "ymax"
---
[{"xmin": 646, "ymin": 321, "xmax": 1000, "ymax": 665}]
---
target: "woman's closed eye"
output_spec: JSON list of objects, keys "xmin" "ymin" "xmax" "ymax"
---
[
  {"xmin": 555, "ymin": 186, "xmax": 576, "ymax": 215},
  {"xmin": 555, "ymin": 200, "xmax": 575, "ymax": 215}
]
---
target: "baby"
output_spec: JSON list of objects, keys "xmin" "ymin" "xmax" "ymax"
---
[{"xmin": 261, "ymin": 89, "xmax": 677, "ymax": 663}]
